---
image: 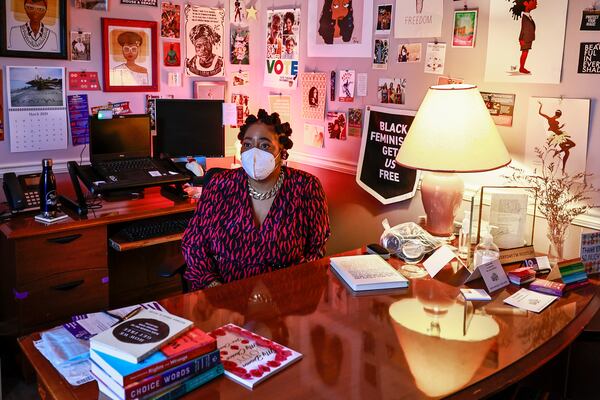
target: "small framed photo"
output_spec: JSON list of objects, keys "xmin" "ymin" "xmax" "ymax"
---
[
  {"xmin": 452, "ymin": 10, "xmax": 478, "ymax": 48},
  {"xmin": 193, "ymin": 81, "xmax": 226, "ymax": 100},
  {"xmin": 101, "ymin": 18, "xmax": 159, "ymax": 92},
  {"xmin": 0, "ymin": 0, "xmax": 68, "ymax": 59}
]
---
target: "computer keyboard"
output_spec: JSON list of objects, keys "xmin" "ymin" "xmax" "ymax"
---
[
  {"xmin": 97, "ymin": 158, "xmax": 158, "ymax": 173},
  {"xmin": 117, "ymin": 212, "xmax": 193, "ymax": 242}
]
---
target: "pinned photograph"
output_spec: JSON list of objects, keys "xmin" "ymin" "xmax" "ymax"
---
[
  {"xmin": 480, "ymin": 92, "xmax": 516, "ymax": 127},
  {"xmin": 436, "ymin": 75, "xmax": 463, "ymax": 85},
  {"xmin": 230, "ymin": 0, "xmax": 247, "ymax": 24},
  {"xmin": 161, "ymin": 3, "xmax": 180, "ymax": 38},
  {"xmin": 348, "ymin": 108, "xmax": 363, "ymax": 137},
  {"xmin": 70, "ymin": 31, "xmax": 91, "ymax": 61},
  {"xmin": 397, "ymin": 43, "xmax": 421, "ymax": 63},
  {"xmin": 375, "ymin": 4, "xmax": 392, "ymax": 35},
  {"xmin": 452, "ymin": 10, "xmax": 477, "ymax": 48},
  {"xmin": 230, "ymin": 24, "xmax": 249, "ymax": 65},
  {"xmin": 231, "ymin": 93, "xmax": 250, "ymax": 127},
  {"xmin": 301, "ymin": 72, "xmax": 327, "ymax": 120},
  {"xmin": 327, "ymin": 111, "xmax": 347, "ymax": 140},
  {"xmin": 373, "ymin": 39, "xmax": 389, "ymax": 70},
  {"xmin": 185, "ymin": 6, "xmax": 225, "ymax": 77},
  {"xmin": 338, "ymin": 70, "xmax": 355, "ymax": 102},
  {"xmin": 75, "ymin": 0, "xmax": 107, "ymax": 10},
  {"xmin": 377, "ymin": 78, "xmax": 406, "ymax": 105},
  {"xmin": 232, "ymin": 70, "xmax": 249, "ymax": 86}
]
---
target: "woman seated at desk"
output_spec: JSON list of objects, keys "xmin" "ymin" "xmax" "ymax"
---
[{"xmin": 182, "ymin": 109, "xmax": 331, "ymax": 291}]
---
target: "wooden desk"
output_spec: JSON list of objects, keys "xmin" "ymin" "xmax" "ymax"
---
[
  {"xmin": 1, "ymin": 174, "xmax": 196, "ymax": 336},
  {"xmin": 18, "ymin": 249, "xmax": 600, "ymax": 399}
]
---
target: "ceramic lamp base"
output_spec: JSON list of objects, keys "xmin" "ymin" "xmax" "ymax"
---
[{"xmin": 420, "ymin": 172, "xmax": 464, "ymax": 237}]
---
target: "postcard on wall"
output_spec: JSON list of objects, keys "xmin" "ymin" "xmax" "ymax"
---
[
  {"xmin": 356, "ymin": 73, "xmax": 368, "ymax": 96},
  {"xmin": 161, "ymin": 3, "xmax": 180, "ymax": 38},
  {"xmin": 394, "ymin": 0, "xmax": 442, "ymax": 38},
  {"xmin": 301, "ymin": 72, "xmax": 326, "ymax": 120},
  {"xmin": 480, "ymin": 92, "xmax": 515, "ymax": 127},
  {"xmin": 69, "ymin": 71, "xmax": 100, "ymax": 91},
  {"xmin": 163, "ymin": 42, "xmax": 181, "ymax": 66},
  {"xmin": 338, "ymin": 70, "xmax": 355, "ymax": 102},
  {"xmin": 232, "ymin": 70, "xmax": 250, "ymax": 86},
  {"xmin": 377, "ymin": 78, "xmax": 406, "ymax": 105},
  {"xmin": 304, "ymin": 123, "xmax": 325, "ymax": 148},
  {"xmin": 230, "ymin": 0, "xmax": 247, "ymax": 24},
  {"xmin": 184, "ymin": 6, "xmax": 225, "ymax": 77},
  {"xmin": 269, "ymin": 94, "xmax": 292, "ymax": 125},
  {"xmin": 75, "ymin": 0, "xmax": 107, "ymax": 10},
  {"xmin": 581, "ymin": 9, "xmax": 600, "ymax": 30},
  {"xmin": 436, "ymin": 75, "xmax": 463, "ymax": 85},
  {"xmin": 326, "ymin": 111, "xmax": 347, "ymax": 140},
  {"xmin": 307, "ymin": 0, "xmax": 374, "ymax": 57},
  {"xmin": 373, "ymin": 39, "xmax": 389, "ymax": 70},
  {"xmin": 524, "ymin": 97, "xmax": 590, "ymax": 178},
  {"xmin": 230, "ymin": 24, "xmax": 249, "ymax": 65},
  {"xmin": 376, "ymin": 4, "xmax": 393, "ymax": 36},
  {"xmin": 231, "ymin": 93, "xmax": 249, "ymax": 127},
  {"xmin": 348, "ymin": 108, "xmax": 363, "ymax": 137},
  {"xmin": 581, "ymin": 232, "xmax": 600, "ymax": 275},
  {"xmin": 485, "ymin": 0, "xmax": 567, "ymax": 84},
  {"xmin": 452, "ymin": 10, "xmax": 477, "ymax": 48},
  {"xmin": 397, "ymin": 43, "xmax": 421, "ymax": 63},
  {"xmin": 424, "ymin": 42, "xmax": 445, "ymax": 74},
  {"xmin": 67, "ymin": 94, "xmax": 90, "ymax": 146},
  {"xmin": 578, "ymin": 43, "xmax": 600, "ymax": 74},
  {"xmin": 6, "ymin": 66, "xmax": 68, "ymax": 152},
  {"xmin": 265, "ymin": 8, "xmax": 300, "ymax": 89},
  {"xmin": 70, "ymin": 32, "xmax": 91, "ymax": 61}
]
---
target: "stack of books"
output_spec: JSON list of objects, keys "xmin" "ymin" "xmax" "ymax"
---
[
  {"xmin": 529, "ymin": 278, "xmax": 566, "ymax": 297},
  {"xmin": 507, "ymin": 267, "xmax": 536, "ymax": 285},
  {"xmin": 90, "ymin": 309, "xmax": 223, "ymax": 400},
  {"xmin": 558, "ymin": 259, "xmax": 589, "ymax": 290}
]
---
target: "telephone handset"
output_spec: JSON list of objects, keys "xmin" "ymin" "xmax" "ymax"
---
[{"xmin": 3, "ymin": 172, "xmax": 41, "ymax": 213}]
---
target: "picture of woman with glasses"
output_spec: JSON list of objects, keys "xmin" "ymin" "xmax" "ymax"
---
[
  {"xmin": 109, "ymin": 31, "xmax": 149, "ymax": 86},
  {"xmin": 8, "ymin": 0, "xmax": 58, "ymax": 52}
]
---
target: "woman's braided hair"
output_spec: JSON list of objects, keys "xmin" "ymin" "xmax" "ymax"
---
[{"xmin": 238, "ymin": 109, "xmax": 293, "ymax": 158}]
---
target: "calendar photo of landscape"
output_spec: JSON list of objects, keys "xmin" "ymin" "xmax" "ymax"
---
[{"xmin": 7, "ymin": 66, "xmax": 65, "ymax": 108}]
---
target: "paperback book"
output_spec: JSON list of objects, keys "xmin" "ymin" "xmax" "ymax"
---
[
  {"xmin": 209, "ymin": 323, "xmax": 302, "ymax": 389},
  {"xmin": 90, "ymin": 309, "xmax": 193, "ymax": 364},
  {"xmin": 329, "ymin": 254, "xmax": 409, "ymax": 292},
  {"xmin": 92, "ymin": 349, "xmax": 220, "ymax": 400},
  {"xmin": 529, "ymin": 278, "xmax": 565, "ymax": 297},
  {"xmin": 97, "ymin": 364, "xmax": 224, "ymax": 400},
  {"xmin": 90, "ymin": 327, "xmax": 217, "ymax": 386}
]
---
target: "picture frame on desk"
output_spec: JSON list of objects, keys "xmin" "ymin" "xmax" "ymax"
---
[
  {"xmin": 0, "ymin": 0, "xmax": 68, "ymax": 59},
  {"xmin": 101, "ymin": 18, "xmax": 159, "ymax": 92}
]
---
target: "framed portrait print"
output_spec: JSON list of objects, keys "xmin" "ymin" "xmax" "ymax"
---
[
  {"xmin": 193, "ymin": 81, "xmax": 226, "ymax": 100},
  {"xmin": 101, "ymin": 18, "xmax": 159, "ymax": 92},
  {"xmin": 307, "ymin": 0, "xmax": 373, "ymax": 58},
  {"xmin": 0, "ymin": 0, "xmax": 68, "ymax": 59}
]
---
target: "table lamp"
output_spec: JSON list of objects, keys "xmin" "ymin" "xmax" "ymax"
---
[{"xmin": 395, "ymin": 84, "xmax": 511, "ymax": 237}]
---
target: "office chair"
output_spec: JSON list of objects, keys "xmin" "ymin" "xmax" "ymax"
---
[{"xmin": 158, "ymin": 167, "xmax": 227, "ymax": 293}]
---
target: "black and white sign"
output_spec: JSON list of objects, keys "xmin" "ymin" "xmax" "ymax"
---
[
  {"xmin": 578, "ymin": 42, "xmax": 600, "ymax": 74},
  {"xmin": 356, "ymin": 106, "xmax": 419, "ymax": 204},
  {"xmin": 581, "ymin": 10, "xmax": 600, "ymax": 30}
]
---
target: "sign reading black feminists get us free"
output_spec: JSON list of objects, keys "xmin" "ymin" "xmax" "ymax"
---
[{"xmin": 356, "ymin": 106, "xmax": 419, "ymax": 204}]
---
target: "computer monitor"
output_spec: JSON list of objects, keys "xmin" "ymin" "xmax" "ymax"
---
[
  {"xmin": 89, "ymin": 114, "xmax": 151, "ymax": 163},
  {"xmin": 155, "ymin": 99, "xmax": 225, "ymax": 160}
]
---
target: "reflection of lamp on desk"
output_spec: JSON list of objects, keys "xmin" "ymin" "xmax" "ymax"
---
[
  {"xmin": 389, "ymin": 283, "xmax": 500, "ymax": 397},
  {"xmin": 395, "ymin": 84, "xmax": 511, "ymax": 237}
]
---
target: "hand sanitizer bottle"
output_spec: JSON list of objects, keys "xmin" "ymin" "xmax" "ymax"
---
[
  {"xmin": 474, "ymin": 230, "xmax": 500, "ymax": 267},
  {"xmin": 458, "ymin": 211, "xmax": 470, "ymax": 259}
]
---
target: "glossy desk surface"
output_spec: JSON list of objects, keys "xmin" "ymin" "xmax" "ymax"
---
[{"xmin": 19, "ymin": 249, "xmax": 600, "ymax": 399}]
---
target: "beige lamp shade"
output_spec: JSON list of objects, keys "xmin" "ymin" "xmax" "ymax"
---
[{"xmin": 396, "ymin": 84, "xmax": 511, "ymax": 172}]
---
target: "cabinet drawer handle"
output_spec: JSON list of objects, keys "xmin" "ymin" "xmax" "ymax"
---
[
  {"xmin": 47, "ymin": 234, "xmax": 82, "ymax": 244},
  {"xmin": 51, "ymin": 280, "xmax": 84, "ymax": 291}
]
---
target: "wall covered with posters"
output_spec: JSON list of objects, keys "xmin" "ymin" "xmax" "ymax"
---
[{"xmin": 1, "ymin": 0, "xmax": 599, "ymax": 220}]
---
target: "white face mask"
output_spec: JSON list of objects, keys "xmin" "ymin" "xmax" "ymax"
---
[{"xmin": 241, "ymin": 147, "xmax": 280, "ymax": 181}]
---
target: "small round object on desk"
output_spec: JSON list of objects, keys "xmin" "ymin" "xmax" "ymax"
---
[{"xmin": 400, "ymin": 239, "xmax": 425, "ymax": 264}]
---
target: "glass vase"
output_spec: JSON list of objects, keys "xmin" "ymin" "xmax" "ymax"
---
[{"xmin": 547, "ymin": 226, "xmax": 568, "ymax": 267}]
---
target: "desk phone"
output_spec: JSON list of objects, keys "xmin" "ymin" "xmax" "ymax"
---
[{"xmin": 3, "ymin": 172, "xmax": 41, "ymax": 212}]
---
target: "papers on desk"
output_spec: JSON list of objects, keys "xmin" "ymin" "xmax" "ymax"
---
[
  {"xmin": 34, "ymin": 301, "xmax": 167, "ymax": 386},
  {"xmin": 503, "ymin": 288, "xmax": 559, "ymax": 313}
]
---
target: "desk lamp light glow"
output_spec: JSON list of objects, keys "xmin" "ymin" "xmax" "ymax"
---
[{"xmin": 395, "ymin": 84, "xmax": 511, "ymax": 237}]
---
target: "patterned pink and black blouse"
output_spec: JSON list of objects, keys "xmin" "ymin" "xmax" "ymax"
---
[{"xmin": 182, "ymin": 166, "xmax": 331, "ymax": 291}]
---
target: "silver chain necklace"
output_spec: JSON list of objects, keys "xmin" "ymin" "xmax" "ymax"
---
[{"xmin": 248, "ymin": 170, "xmax": 284, "ymax": 200}]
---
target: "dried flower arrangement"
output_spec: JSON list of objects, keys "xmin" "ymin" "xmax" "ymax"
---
[{"xmin": 505, "ymin": 145, "xmax": 599, "ymax": 262}]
